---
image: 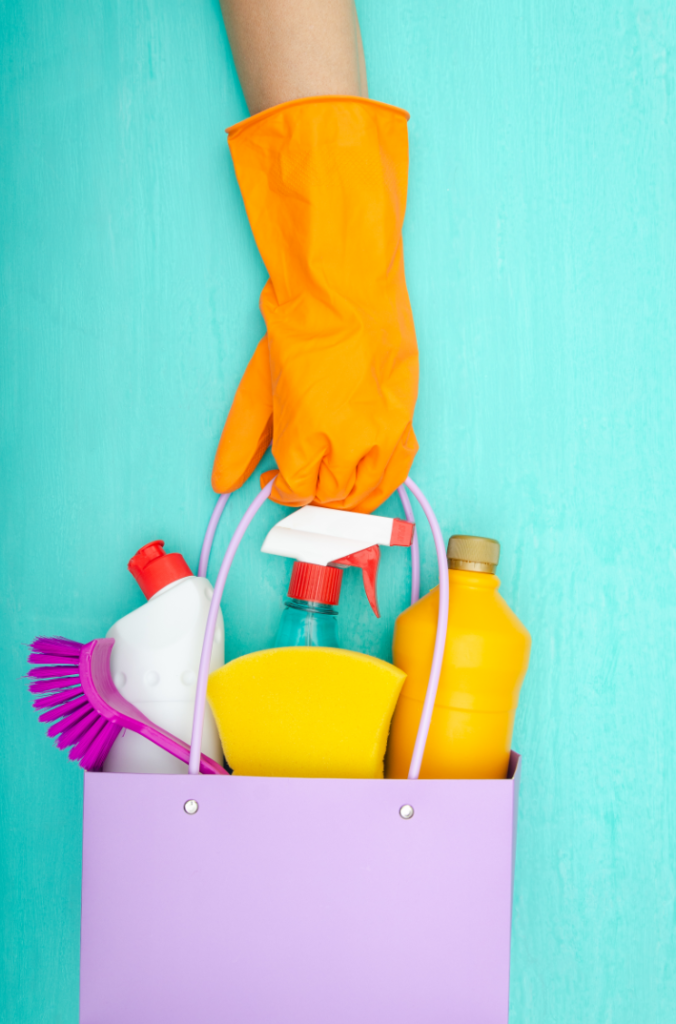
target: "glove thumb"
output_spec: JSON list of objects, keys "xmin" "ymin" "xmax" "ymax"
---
[{"xmin": 211, "ymin": 337, "xmax": 273, "ymax": 493}]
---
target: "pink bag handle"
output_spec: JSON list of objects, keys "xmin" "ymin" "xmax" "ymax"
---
[{"xmin": 189, "ymin": 477, "xmax": 449, "ymax": 780}]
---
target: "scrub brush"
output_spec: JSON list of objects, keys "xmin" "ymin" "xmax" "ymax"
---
[{"xmin": 27, "ymin": 635, "xmax": 229, "ymax": 774}]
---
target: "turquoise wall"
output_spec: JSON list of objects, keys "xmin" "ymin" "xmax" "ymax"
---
[{"xmin": 2, "ymin": 1, "xmax": 675, "ymax": 1020}]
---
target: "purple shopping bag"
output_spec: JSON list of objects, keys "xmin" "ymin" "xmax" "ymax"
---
[{"xmin": 79, "ymin": 479, "xmax": 521, "ymax": 1024}]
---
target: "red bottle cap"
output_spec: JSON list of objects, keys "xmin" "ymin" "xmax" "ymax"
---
[
  {"xmin": 128, "ymin": 540, "xmax": 192, "ymax": 600},
  {"xmin": 288, "ymin": 562, "xmax": 343, "ymax": 606}
]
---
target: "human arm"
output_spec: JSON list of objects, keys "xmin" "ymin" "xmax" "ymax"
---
[
  {"xmin": 219, "ymin": 0, "xmax": 367, "ymax": 114},
  {"xmin": 212, "ymin": 2, "xmax": 419, "ymax": 512}
]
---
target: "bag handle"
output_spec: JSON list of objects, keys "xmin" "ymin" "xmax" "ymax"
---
[
  {"xmin": 197, "ymin": 486, "xmax": 421, "ymax": 608},
  {"xmin": 197, "ymin": 493, "xmax": 230, "ymax": 579},
  {"xmin": 189, "ymin": 477, "xmax": 448, "ymax": 780}
]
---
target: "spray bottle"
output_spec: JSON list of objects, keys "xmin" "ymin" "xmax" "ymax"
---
[
  {"xmin": 207, "ymin": 507, "xmax": 414, "ymax": 778},
  {"xmin": 262, "ymin": 505, "xmax": 415, "ymax": 646}
]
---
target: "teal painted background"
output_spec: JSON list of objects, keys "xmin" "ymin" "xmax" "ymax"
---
[{"xmin": 2, "ymin": 0, "xmax": 675, "ymax": 1020}]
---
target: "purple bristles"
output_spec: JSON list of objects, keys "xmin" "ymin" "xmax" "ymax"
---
[
  {"xmin": 34, "ymin": 686, "xmax": 84, "ymax": 711},
  {"xmin": 38, "ymin": 696, "xmax": 89, "ymax": 723},
  {"xmin": 30, "ymin": 636, "xmax": 83, "ymax": 658},
  {"xmin": 28, "ymin": 652, "xmax": 79, "ymax": 666},
  {"xmin": 28, "ymin": 664, "xmax": 81, "ymax": 679},
  {"xmin": 51, "ymin": 706, "xmax": 98, "ymax": 746},
  {"xmin": 26, "ymin": 635, "xmax": 117, "ymax": 772},
  {"xmin": 29, "ymin": 678, "xmax": 81, "ymax": 696},
  {"xmin": 80, "ymin": 720, "xmax": 121, "ymax": 771},
  {"xmin": 26, "ymin": 633, "xmax": 226, "ymax": 776},
  {"xmin": 70, "ymin": 715, "xmax": 109, "ymax": 763}
]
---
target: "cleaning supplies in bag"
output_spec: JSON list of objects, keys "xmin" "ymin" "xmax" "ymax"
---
[
  {"xmin": 102, "ymin": 541, "xmax": 224, "ymax": 774},
  {"xmin": 385, "ymin": 535, "xmax": 530, "ymax": 780},
  {"xmin": 207, "ymin": 506, "xmax": 413, "ymax": 777}
]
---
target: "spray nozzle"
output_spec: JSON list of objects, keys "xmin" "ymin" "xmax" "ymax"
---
[
  {"xmin": 261, "ymin": 506, "xmax": 414, "ymax": 616},
  {"xmin": 330, "ymin": 546, "xmax": 381, "ymax": 616}
]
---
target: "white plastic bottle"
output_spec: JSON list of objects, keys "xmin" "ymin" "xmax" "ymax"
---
[{"xmin": 102, "ymin": 540, "xmax": 224, "ymax": 774}]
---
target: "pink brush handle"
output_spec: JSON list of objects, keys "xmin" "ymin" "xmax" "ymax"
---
[
  {"xmin": 76, "ymin": 640, "xmax": 226, "ymax": 774},
  {"xmin": 191, "ymin": 476, "xmax": 448, "ymax": 779}
]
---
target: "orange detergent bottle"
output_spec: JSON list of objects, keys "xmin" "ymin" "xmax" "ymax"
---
[{"xmin": 385, "ymin": 535, "xmax": 531, "ymax": 779}]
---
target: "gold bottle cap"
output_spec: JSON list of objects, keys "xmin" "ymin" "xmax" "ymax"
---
[{"xmin": 447, "ymin": 535, "xmax": 500, "ymax": 574}]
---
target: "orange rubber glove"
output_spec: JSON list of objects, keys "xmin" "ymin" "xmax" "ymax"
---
[{"xmin": 211, "ymin": 96, "xmax": 419, "ymax": 513}]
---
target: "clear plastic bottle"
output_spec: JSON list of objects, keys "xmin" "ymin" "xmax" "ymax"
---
[
  {"xmin": 272, "ymin": 562, "xmax": 342, "ymax": 648},
  {"xmin": 273, "ymin": 597, "xmax": 339, "ymax": 647}
]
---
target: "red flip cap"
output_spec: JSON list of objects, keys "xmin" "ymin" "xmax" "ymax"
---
[{"xmin": 128, "ymin": 540, "xmax": 192, "ymax": 600}]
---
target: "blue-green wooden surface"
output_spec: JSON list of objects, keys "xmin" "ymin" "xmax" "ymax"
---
[{"xmin": 2, "ymin": 1, "xmax": 675, "ymax": 1020}]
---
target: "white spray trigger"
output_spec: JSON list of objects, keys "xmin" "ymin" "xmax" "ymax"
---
[
  {"xmin": 261, "ymin": 506, "xmax": 413, "ymax": 565},
  {"xmin": 261, "ymin": 506, "xmax": 414, "ymax": 616}
]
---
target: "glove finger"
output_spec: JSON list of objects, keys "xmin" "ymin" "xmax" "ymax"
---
[
  {"xmin": 348, "ymin": 424, "xmax": 419, "ymax": 513},
  {"xmin": 314, "ymin": 423, "xmax": 419, "ymax": 512},
  {"xmin": 262, "ymin": 424, "xmax": 418, "ymax": 512},
  {"xmin": 271, "ymin": 444, "xmax": 332, "ymax": 506},
  {"xmin": 261, "ymin": 429, "xmax": 328, "ymax": 506},
  {"xmin": 211, "ymin": 337, "xmax": 273, "ymax": 493},
  {"xmin": 259, "ymin": 467, "xmax": 315, "ymax": 507}
]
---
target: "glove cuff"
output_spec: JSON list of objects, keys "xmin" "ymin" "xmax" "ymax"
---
[{"xmin": 226, "ymin": 95, "xmax": 410, "ymax": 139}]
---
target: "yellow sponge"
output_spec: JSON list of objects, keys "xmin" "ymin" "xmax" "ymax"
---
[{"xmin": 207, "ymin": 647, "xmax": 406, "ymax": 778}]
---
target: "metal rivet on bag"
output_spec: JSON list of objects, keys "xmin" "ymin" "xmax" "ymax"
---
[
  {"xmin": 184, "ymin": 799, "xmax": 199, "ymax": 815},
  {"xmin": 399, "ymin": 804, "xmax": 414, "ymax": 820}
]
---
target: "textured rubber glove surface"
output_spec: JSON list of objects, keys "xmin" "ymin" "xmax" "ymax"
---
[{"xmin": 212, "ymin": 97, "xmax": 419, "ymax": 513}]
